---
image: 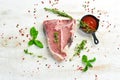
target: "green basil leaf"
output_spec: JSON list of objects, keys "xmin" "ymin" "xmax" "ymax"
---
[
  {"xmin": 82, "ymin": 55, "xmax": 88, "ymax": 63},
  {"xmin": 89, "ymin": 57, "xmax": 96, "ymax": 62},
  {"xmin": 28, "ymin": 40, "xmax": 34, "ymax": 46},
  {"xmin": 87, "ymin": 62, "xmax": 93, "ymax": 67},
  {"xmin": 34, "ymin": 40, "xmax": 43, "ymax": 48},
  {"xmin": 30, "ymin": 27, "xmax": 38, "ymax": 39},
  {"xmin": 82, "ymin": 65, "xmax": 88, "ymax": 72}
]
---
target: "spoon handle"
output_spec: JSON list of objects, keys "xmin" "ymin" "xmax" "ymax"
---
[{"xmin": 92, "ymin": 33, "xmax": 99, "ymax": 44}]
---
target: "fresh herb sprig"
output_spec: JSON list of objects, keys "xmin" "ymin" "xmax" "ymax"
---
[
  {"xmin": 69, "ymin": 40, "xmax": 87, "ymax": 61},
  {"xmin": 28, "ymin": 27, "xmax": 43, "ymax": 48},
  {"xmin": 74, "ymin": 40, "xmax": 87, "ymax": 56},
  {"xmin": 24, "ymin": 49, "xmax": 46, "ymax": 59},
  {"xmin": 82, "ymin": 55, "xmax": 96, "ymax": 72},
  {"xmin": 78, "ymin": 20, "xmax": 96, "ymax": 33},
  {"xmin": 80, "ymin": 20, "xmax": 88, "ymax": 28},
  {"xmin": 54, "ymin": 32, "xmax": 59, "ymax": 43},
  {"xmin": 24, "ymin": 49, "xmax": 33, "ymax": 55},
  {"xmin": 44, "ymin": 7, "xmax": 73, "ymax": 19}
]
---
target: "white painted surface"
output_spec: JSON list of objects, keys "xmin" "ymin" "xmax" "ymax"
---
[{"xmin": 0, "ymin": 0, "xmax": 120, "ymax": 80}]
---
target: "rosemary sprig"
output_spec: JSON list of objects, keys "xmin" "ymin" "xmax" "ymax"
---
[
  {"xmin": 44, "ymin": 7, "xmax": 73, "ymax": 19},
  {"xmin": 79, "ymin": 20, "xmax": 96, "ymax": 33}
]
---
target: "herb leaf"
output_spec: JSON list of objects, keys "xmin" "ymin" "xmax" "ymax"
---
[
  {"xmin": 24, "ymin": 49, "xmax": 33, "ymax": 55},
  {"xmin": 37, "ymin": 55, "xmax": 43, "ymax": 58},
  {"xmin": 78, "ymin": 20, "xmax": 96, "ymax": 33},
  {"xmin": 82, "ymin": 55, "xmax": 96, "ymax": 72},
  {"xmin": 80, "ymin": 21, "xmax": 88, "ymax": 28},
  {"xmin": 82, "ymin": 65, "xmax": 88, "ymax": 72},
  {"xmin": 44, "ymin": 7, "xmax": 73, "ymax": 19},
  {"xmin": 54, "ymin": 32, "xmax": 59, "ymax": 43},
  {"xmin": 74, "ymin": 40, "xmax": 87, "ymax": 56},
  {"xmin": 87, "ymin": 62, "xmax": 93, "ymax": 67},
  {"xmin": 28, "ymin": 27, "xmax": 44, "ymax": 48},
  {"xmin": 28, "ymin": 40, "xmax": 34, "ymax": 46},
  {"xmin": 24, "ymin": 49, "xmax": 28, "ymax": 53},
  {"xmin": 89, "ymin": 57, "xmax": 96, "ymax": 62},
  {"xmin": 30, "ymin": 27, "xmax": 38, "ymax": 39},
  {"xmin": 34, "ymin": 40, "xmax": 44, "ymax": 48},
  {"xmin": 24, "ymin": 49, "xmax": 46, "ymax": 59},
  {"xmin": 82, "ymin": 55, "xmax": 88, "ymax": 63}
]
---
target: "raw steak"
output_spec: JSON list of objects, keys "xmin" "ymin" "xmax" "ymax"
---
[{"xmin": 43, "ymin": 19, "xmax": 76, "ymax": 61}]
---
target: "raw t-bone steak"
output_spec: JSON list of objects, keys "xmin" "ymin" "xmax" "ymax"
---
[{"xmin": 43, "ymin": 19, "xmax": 76, "ymax": 61}]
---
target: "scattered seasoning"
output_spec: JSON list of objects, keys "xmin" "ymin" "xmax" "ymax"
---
[
  {"xmin": 117, "ymin": 48, "xmax": 119, "ymax": 50},
  {"xmin": 34, "ymin": 16, "xmax": 37, "ymax": 19},
  {"xmin": 25, "ymin": 27, "xmax": 27, "ymax": 30},
  {"xmin": 16, "ymin": 24, "xmax": 19, "ymax": 28},
  {"xmin": 49, "ymin": 0, "xmax": 51, "ymax": 4},
  {"xmin": 34, "ymin": 4, "xmax": 38, "ymax": 6},
  {"xmin": 18, "ymin": 42, "xmax": 21, "ymax": 46},
  {"xmin": 22, "ymin": 57, "xmax": 25, "ymax": 60},
  {"xmin": 21, "ymin": 33, "xmax": 24, "ymax": 36},
  {"xmin": 33, "ymin": 10, "xmax": 36, "ymax": 13},
  {"xmin": 114, "ymin": 25, "xmax": 116, "ymax": 28},
  {"xmin": 104, "ymin": 55, "xmax": 107, "ymax": 57},
  {"xmin": 15, "ymin": 37, "xmax": 18, "ymax": 39},
  {"xmin": 8, "ymin": 37, "xmax": 12, "ymax": 40},
  {"xmin": 108, "ymin": 30, "xmax": 110, "ymax": 32},
  {"xmin": 26, "ymin": 34, "xmax": 29, "ymax": 37},
  {"xmin": 54, "ymin": 62, "xmax": 57, "ymax": 64},
  {"xmin": 48, "ymin": 65, "xmax": 51, "ymax": 68},
  {"xmin": 3, "ymin": 23, "xmax": 6, "ymax": 26},
  {"xmin": 36, "ymin": 60, "xmax": 39, "ymax": 62},
  {"xmin": 45, "ymin": 64, "xmax": 48, "ymax": 66},
  {"xmin": 34, "ymin": 22, "xmax": 36, "ymax": 24},
  {"xmin": 37, "ymin": 67, "xmax": 39, "ymax": 70},
  {"xmin": 77, "ymin": 66, "xmax": 83, "ymax": 71},
  {"xmin": 74, "ymin": 78, "xmax": 77, "ymax": 80},
  {"xmin": 23, "ymin": 40, "xmax": 25, "ymax": 42},
  {"xmin": 41, "ymin": 1, "xmax": 44, "ymax": 4},
  {"xmin": 46, "ymin": 15, "xmax": 49, "ymax": 18},
  {"xmin": 95, "ymin": 74, "xmax": 98, "ymax": 80},
  {"xmin": 57, "ymin": 65, "xmax": 60, "ymax": 67},
  {"xmin": 28, "ymin": 10, "xmax": 30, "ymax": 13}
]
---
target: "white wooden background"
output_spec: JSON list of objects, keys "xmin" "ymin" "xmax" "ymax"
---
[{"xmin": 0, "ymin": 0, "xmax": 120, "ymax": 80}]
